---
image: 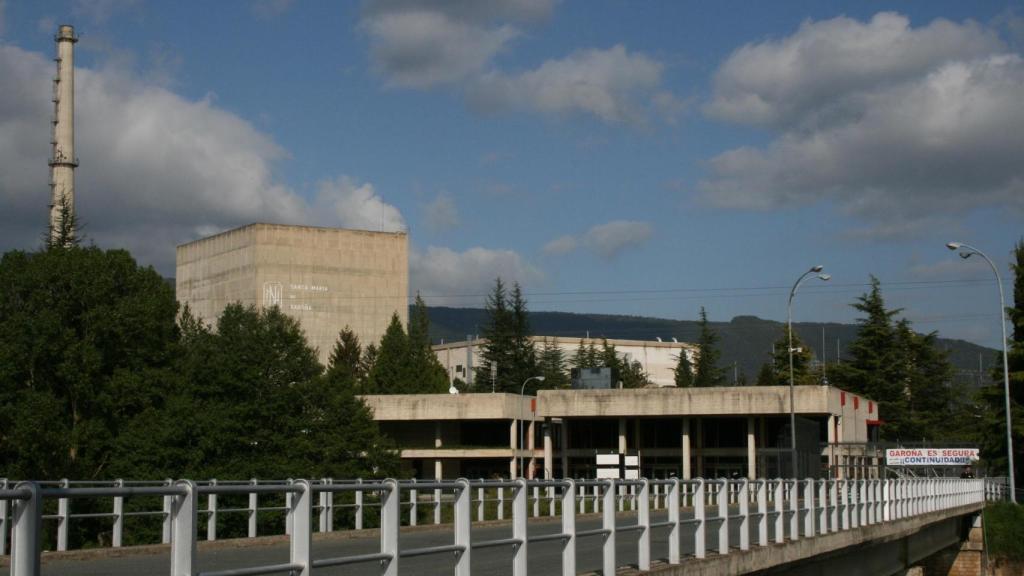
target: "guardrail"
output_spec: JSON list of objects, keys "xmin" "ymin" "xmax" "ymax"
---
[{"xmin": 0, "ymin": 476, "xmax": 994, "ymax": 576}]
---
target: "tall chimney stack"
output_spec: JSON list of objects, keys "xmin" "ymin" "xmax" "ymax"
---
[{"xmin": 49, "ymin": 24, "xmax": 78, "ymax": 244}]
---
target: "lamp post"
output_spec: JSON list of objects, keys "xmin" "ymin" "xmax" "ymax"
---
[
  {"xmin": 788, "ymin": 266, "xmax": 831, "ymax": 479},
  {"xmin": 519, "ymin": 376, "xmax": 545, "ymax": 479},
  {"xmin": 946, "ymin": 242, "xmax": 1016, "ymax": 503}
]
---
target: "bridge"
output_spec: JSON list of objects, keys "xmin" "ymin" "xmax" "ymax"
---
[{"xmin": 0, "ymin": 476, "xmax": 1003, "ymax": 576}]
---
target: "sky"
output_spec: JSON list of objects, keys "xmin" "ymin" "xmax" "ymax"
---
[{"xmin": 0, "ymin": 0, "xmax": 1022, "ymax": 349}]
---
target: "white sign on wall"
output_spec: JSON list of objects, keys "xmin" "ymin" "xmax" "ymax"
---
[{"xmin": 885, "ymin": 448, "xmax": 979, "ymax": 466}]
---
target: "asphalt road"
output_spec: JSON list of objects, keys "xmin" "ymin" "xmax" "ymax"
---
[{"xmin": 6, "ymin": 508, "xmax": 791, "ymax": 576}]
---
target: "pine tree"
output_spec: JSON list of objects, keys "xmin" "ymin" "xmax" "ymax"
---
[
  {"xmin": 367, "ymin": 313, "xmax": 409, "ymax": 394},
  {"xmin": 693, "ymin": 307, "xmax": 726, "ymax": 387},
  {"xmin": 571, "ymin": 339, "xmax": 590, "ymax": 369},
  {"xmin": 977, "ymin": 239, "xmax": 1024, "ymax": 485},
  {"xmin": 538, "ymin": 338, "xmax": 570, "ymax": 389},
  {"xmin": 476, "ymin": 278, "xmax": 512, "ymax": 391},
  {"xmin": 361, "ymin": 343, "xmax": 379, "ymax": 380},
  {"xmin": 674, "ymin": 349, "xmax": 694, "ymax": 387},
  {"xmin": 829, "ymin": 277, "xmax": 907, "ymax": 440},
  {"xmin": 507, "ymin": 283, "xmax": 539, "ymax": 392},
  {"xmin": 476, "ymin": 279, "xmax": 539, "ymax": 393},
  {"xmin": 407, "ymin": 294, "xmax": 449, "ymax": 393},
  {"xmin": 326, "ymin": 327, "xmax": 363, "ymax": 392},
  {"xmin": 772, "ymin": 328, "xmax": 815, "ymax": 386},
  {"xmin": 46, "ymin": 195, "xmax": 80, "ymax": 249},
  {"xmin": 756, "ymin": 362, "xmax": 777, "ymax": 386}
]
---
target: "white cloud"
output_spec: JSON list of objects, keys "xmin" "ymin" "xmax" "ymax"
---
[
  {"xmin": 706, "ymin": 12, "xmax": 1002, "ymax": 128},
  {"xmin": 0, "ymin": 44, "xmax": 405, "ymax": 271},
  {"xmin": 364, "ymin": 10, "xmax": 517, "ymax": 88},
  {"xmin": 469, "ymin": 45, "xmax": 672, "ymax": 124},
  {"xmin": 360, "ymin": 0, "xmax": 552, "ymax": 88},
  {"xmin": 360, "ymin": 1, "xmax": 680, "ymax": 125},
  {"xmin": 313, "ymin": 177, "xmax": 406, "ymax": 233},
  {"xmin": 699, "ymin": 13, "xmax": 1024, "ymax": 230},
  {"xmin": 422, "ymin": 192, "xmax": 459, "ymax": 232},
  {"xmin": 542, "ymin": 235, "xmax": 577, "ymax": 255},
  {"xmin": 543, "ymin": 220, "xmax": 653, "ymax": 259},
  {"xmin": 410, "ymin": 246, "xmax": 543, "ymax": 304}
]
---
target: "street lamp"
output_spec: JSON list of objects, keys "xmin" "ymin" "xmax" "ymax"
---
[
  {"xmin": 519, "ymin": 376, "xmax": 546, "ymax": 479},
  {"xmin": 946, "ymin": 242, "xmax": 1016, "ymax": 503},
  {"xmin": 788, "ymin": 266, "xmax": 831, "ymax": 479}
]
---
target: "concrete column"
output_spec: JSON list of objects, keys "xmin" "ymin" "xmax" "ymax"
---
[
  {"xmin": 695, "ymin": 418, "xmax": 705, "ymax": 478},
  {"xmin": 747, "ymin": 417, "xmax": 756, "ymax": 480},
  {"xmin": 618, "ymin": 418, "xmax": 627, "ymax": 454},
  {"xmin": 434, "ymin": 421, "xmax": 443, "ymax": 480},
  {"xmin": 827, "ymin": 415, "xmax": 836, "ymax": 478},
  {"xmin": 560, "ymin": 420, "xmax": 569, "ymax": 479},
  {"xmin": 543, "ymin": 421, "xmax": 553, "ymax": 479},
  {"xmin": 527, "ymin": 420, "xmax": 536, "ymax": 479},
  {"xmin": 682, "ymin": 418, "xmax": 692, "ymax": 480},
  {"xmin": 510, "ymin": 419, "xmax": 518, "ymax": 478}
]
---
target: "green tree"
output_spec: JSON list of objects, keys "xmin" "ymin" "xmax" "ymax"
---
[
  {"xmin": 326, "ymin": 327, "xmax": 363, "ymax": 392},
  {"xmin": 771, "ymin": 328, "xmax": 816, "ymax": 386},
  {"xmin": 476, "ymin": 278, "xmax": 538, "ymax": 393},
  {"xmin": 476, "ymin": 278, "xmax": 512, "ymax": 391},
  {"xmin": 538, "ymin": 338, "xmax": 570, "ymax": 389},
  {"xmin": 0, "ymin": 245, "xmax": 178, "ymax": 479},
  {"xmin": 367, "ymin": 313, "xmax": 410, "ymax": 394},
  {"xmin": 977, "ymin": 239, "xmax": 1024, "ymax": 486},
  {"xmin": 829, "ymin": 277, "xmax": 908, "ymax": 439},
  {"xmin": 407, "ymin": 294, "xmax": 449, "ymax": 393},
  {"xmin": 674, "ymin": 349, "xmax": 694, "ymax": 387},
  {"xmin": 600, "ymin": 338, "xmax": 649, "ymax": 388},
  {"xmin": 692, "ymin": 307, "xmax": 726, "ymax": 387},
  {"xmin": 756, "ymin": 362, "xmax": 777, "ymax": 386}
]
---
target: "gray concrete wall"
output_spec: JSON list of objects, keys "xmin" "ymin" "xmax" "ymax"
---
[{"xmin": 176, "ymin": 223, "xmax": 408, "ymax": 365}]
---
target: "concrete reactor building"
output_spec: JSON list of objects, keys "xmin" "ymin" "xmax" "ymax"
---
[{"xmin": 176, "ymin": 223, "xmax": 408, "ymax": 364}]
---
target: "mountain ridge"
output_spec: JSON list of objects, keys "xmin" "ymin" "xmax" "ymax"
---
[{"xmin": 426, "ymin": 306, "xmax": 997, "ymax": 387}]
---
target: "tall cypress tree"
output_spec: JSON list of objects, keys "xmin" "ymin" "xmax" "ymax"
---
[{"xmin": 693, "ymin": 307, "xmax": 726, "ymax": 387}]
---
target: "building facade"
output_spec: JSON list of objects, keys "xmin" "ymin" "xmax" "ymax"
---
[
  {"xmin": 176, "ymin": 223, "xmax": 408, "ymax": 364},
  {"xmin": 361, "ymin": 386, "xmax": 882, "ymax": 482},
  {"xmin": 433, "ymin": 336, "xmax": 699, "ymax": 388}
]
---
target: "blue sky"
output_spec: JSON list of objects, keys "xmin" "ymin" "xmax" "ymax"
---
[{"xmin": 1, "ymin": 0, "xmax": 1022, "ymax": 348}]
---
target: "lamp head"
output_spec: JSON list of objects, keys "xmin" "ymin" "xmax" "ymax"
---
[
  {"xmin": 946, "ymin": 242, "xmax": 962, "ymax": 251},
  {"xmin": 810, "ymin": 265, "xmax": 824, "ymax": 273},
  {"xmin": 536, "ymin": 376, "xmax": 546, "ymax": 382},
  {"xmin": 818, "ymin": 274, "xmax": 831, "ymax": 281}
]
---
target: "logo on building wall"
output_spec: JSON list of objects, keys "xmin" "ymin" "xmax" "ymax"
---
[{"xmin": 263, "ymin": 282, "xmax": 283, "ymax": 308}]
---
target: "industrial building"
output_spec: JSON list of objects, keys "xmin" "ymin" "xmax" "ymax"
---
[
  {"xmin": 361, "ymin": 385, "xmax": 881, "ymax": 482},
  {"xmin": 433, "ymin": 336, "xmax": 699, "ymax": 388},
  {"xmin": 176, "ymin": 223, "xmax": 408, "ymax": 364}
]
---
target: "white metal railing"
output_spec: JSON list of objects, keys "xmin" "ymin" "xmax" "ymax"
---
[{"xmin": 0, "ymin": 476, "xmax": 995, "ymax": 576}]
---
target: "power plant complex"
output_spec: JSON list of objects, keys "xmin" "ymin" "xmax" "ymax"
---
[{"xmin": 37, "ymin": 23, "xmax": 888, "ymax": 485}]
